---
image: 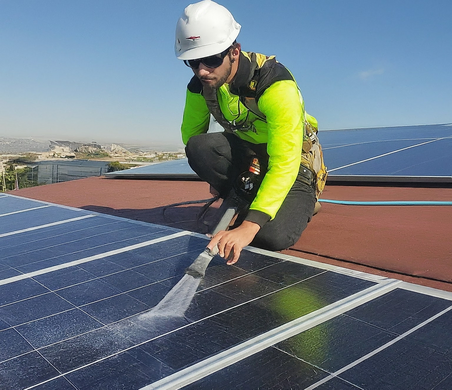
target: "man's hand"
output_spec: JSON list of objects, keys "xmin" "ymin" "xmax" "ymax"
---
[{"xmin": 207, "ymin": 221, "xmax": 260, "ymax": 265}]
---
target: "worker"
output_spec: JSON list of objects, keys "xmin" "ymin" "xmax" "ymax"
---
[{"xmin": 175, "ymin": 0, "xmax": 327, "ymax": 265}]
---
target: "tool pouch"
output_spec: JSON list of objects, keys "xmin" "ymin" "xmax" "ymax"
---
[{"xmin": 301, "ymin": 117, "xmax": 328, "ymax": 199}]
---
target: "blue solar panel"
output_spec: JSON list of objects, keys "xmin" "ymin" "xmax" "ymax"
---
[
  {"xmin": 106, "ymin": 158, "xmax": 196, "ymax": 178},
  {"xmin": 322, "ymin": 123, "xmax": 452, "ymax": 176},
  {"xmin": 106, "ymin": 123, "xmax": 452, "ymax": 179},
  {"xmin": 1, "ymin": 194, "xmax": 452, "ymax": 389}
]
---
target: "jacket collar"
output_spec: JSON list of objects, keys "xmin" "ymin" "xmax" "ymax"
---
[{"xmin": 229, "ymin": 51, "xmax": 254, "ymax": 95}]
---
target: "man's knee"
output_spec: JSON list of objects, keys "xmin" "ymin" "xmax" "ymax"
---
[
  {"xmin": 252, "ymin": 229, "xmax": 300, "ymax": 252},
  {"xmin": 187, "ymin": 132, "xmax": 227, "ymax": 152},
  {"xmin": 186, "ymin": 134, "xmax": 216, "ymax": 172},
  {"xmin": 185, "ymin": 134, "xmax": 205, "ymax": 160}
]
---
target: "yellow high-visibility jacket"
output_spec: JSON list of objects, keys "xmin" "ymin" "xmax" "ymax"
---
[{"xmin": 181, "ymin": 51, "xmax": 317, "ymax": 226}]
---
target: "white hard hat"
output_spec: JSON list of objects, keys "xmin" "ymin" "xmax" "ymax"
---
[{"xmin": 175, "ymin": 0, "xmax": 241, "ymax": 60}]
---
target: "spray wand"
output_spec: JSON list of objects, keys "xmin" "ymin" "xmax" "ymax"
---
[
  {"xmin": 185, "ymin": 200, "xmax": 238, "ymax": 278},
  {"xmin": 185, "ymin": 157, "xmax": 261, "ymax": 279}
]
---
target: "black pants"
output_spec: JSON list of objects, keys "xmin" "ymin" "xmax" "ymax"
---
[{"xmin": 185, "ymin": 132, "xmax": 316, "ymax": 251}]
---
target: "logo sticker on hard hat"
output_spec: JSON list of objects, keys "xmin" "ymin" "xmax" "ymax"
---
[{"xmin": 186, "ymin": 36, "xmax": 201, "ymax": 41}]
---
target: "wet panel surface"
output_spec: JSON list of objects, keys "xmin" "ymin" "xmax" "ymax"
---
[
  {"xmin": 183, "ymin": 289, "xmax": 452, "ymax": 390},
  {"xmin": 184, "ymin": 347, "xmax": 331, "ymax": 390}
]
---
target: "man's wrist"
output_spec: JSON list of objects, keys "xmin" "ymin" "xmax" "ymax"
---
[{"xmin": 245, "ymin": 209, "xmax": 271, "ymax": 228}]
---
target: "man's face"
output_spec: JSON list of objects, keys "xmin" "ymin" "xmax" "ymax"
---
[{"xmin": 192, "ymin": 52, "xmax": 233, "ymax": 89}]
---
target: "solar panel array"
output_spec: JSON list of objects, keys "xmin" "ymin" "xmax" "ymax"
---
[
  {"xmin": 322, "ymin": 123, "xmax": 452, "ymax": 177},
  {"xmin": 2, "ymin": 193, "xmax": 452, "ymax": 389},
  {"xmin": 107, "ymin": 123, "xmax": 452, "ymax": 180}
]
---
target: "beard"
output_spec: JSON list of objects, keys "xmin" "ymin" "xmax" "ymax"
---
[{"xmin": 199, "ymin": 56, "xmax": 233, "ymax": 89}]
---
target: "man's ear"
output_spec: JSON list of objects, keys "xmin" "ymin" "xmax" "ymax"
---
[
  {"xmin": 228, "ymin": 42, "xmax": 241, "ymax": 65},
  {"xmin": 231, "ymin": 42, "xmax": 241, "ymax": 58}
]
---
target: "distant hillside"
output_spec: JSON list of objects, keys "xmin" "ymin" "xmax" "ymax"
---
[{"xmin": 0, "ymin": 137, "xmax": 50, "ymax": 154}]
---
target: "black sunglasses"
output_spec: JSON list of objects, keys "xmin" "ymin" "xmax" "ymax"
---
[{"xmin": 184, "ymin": 47, "xmax": 231, "ymax": 69}]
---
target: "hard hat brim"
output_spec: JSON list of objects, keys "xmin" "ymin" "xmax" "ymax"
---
[{"xmin": 176, "ymin": 41, "xmax": 235, "ymax": 60}]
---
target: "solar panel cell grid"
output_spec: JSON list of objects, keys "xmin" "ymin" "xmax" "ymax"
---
[{"xmin": 1, "ymin": 195, "xmax": 452, "ymax": 389}]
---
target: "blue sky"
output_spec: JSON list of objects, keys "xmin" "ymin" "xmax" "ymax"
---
[{"xmin": 1, "ymin": 0, "xmax": 451, "ymax": 149}]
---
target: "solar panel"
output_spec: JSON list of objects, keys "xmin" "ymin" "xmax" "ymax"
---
[
  {"xmin": 322, "ymin": 123, "xmax": 452, "ymax": 177},
  {"xmin": 106, "ymin": 159, "xmax": 197, "ymax": 179},
  {"xmin": 106, "ymin": 123, "xmax": 452, "ymax": 181},
  {"xmin": 1, "ymin": 194, "xmax": 452, "ymax": 389}
]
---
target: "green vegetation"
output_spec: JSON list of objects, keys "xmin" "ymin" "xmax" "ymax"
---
[
  {"xmin": 75, "ymin": 150, "xmax": 110, "ymax": 159},
  {"xmin": 10, "ymin": 153, "xmax": 39, "ymax": 164},
  {"xmin": 125, "ymin": 156, "xmax": 156, "ymax": 162},
  {"xmin": 124, "ymin": 152, "xmax": 183, "ymax": 163},
  {"xmin": 107, "ymin": 161, "xmax": 136, "ymax": 172},
  {"xmin": 1, "ymin": 164, "xmax": 38, "ymax": 191}
]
